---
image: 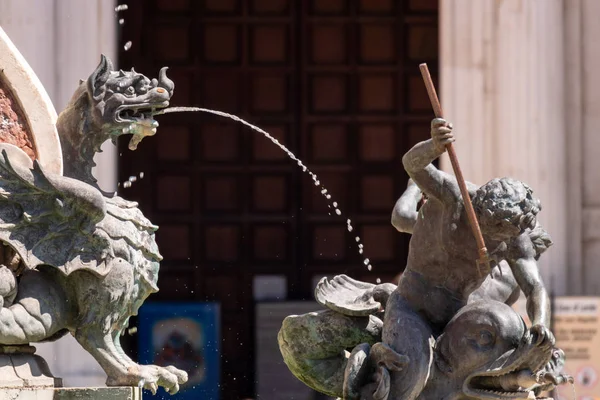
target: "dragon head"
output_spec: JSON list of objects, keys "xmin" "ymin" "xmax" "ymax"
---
[
  {"xmin": 57, "ymin": 55, "xmax": 175, "ymax": 186},
  {"xmin": 430, "ymin": 301, "xmax": 570, "ymax": 400},
  {"xmin": 87, "ymin": 55, "xmax": 174, "ymax": 151}
]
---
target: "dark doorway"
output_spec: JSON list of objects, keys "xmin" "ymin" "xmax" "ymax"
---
[{"xmin": 118, "ymin": 1, "xmax": 438, "ymax": 397}]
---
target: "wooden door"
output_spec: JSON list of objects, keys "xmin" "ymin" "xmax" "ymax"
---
[{"xmin": 118, "ymin": 1, "xmax": 438, "ymax": 397}]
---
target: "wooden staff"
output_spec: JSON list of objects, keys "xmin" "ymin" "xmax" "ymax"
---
[{"xmin": 419, "ymin": 63, "xmax": 489, "ymax": 276}]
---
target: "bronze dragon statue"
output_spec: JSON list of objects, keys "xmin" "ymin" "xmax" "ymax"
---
[{"xmin": 0, "ymin": 55, "xmax": 187, "ymax": 394}]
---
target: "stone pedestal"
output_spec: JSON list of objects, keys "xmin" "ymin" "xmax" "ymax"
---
[
  {"xmin": 0, "ymin": 346, "xmax": 141, "ymax": 399},
  {"xmin": 0, "ymin": 346, "xmax": 61, "ymax": 389},
  {"xmin": 0, "ymin": 387, "xmax": 142, "ymax": 400}
]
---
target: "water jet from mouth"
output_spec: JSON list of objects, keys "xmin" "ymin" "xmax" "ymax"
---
[{"xmin": 154, "ymin": 106, "xmax": 377, "ymax": 277}]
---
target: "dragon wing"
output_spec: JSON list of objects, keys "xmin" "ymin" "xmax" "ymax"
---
[
  {"xmin": 0, "ymin": 144, "xmax": 111, "ymax": 275},
  {"xmin": 315, "ymin": 275, "xmax": 382, "ymax": 316}
]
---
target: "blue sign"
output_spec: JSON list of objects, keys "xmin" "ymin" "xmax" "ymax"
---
[{"xmin": 138, "ymin": 302, "xmax": 221, "ymax": 400}]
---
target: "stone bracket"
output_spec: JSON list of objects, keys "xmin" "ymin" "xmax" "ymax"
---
[{"xmin": 0, "ymin": 351, "xmax": 61, "ymax": 389}]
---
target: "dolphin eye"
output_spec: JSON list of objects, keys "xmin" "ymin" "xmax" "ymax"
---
[{"xmin": 477, "ymin": 330, "xmax": 494, "ymax": 347}]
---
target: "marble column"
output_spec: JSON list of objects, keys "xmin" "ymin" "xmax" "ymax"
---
[
  {"xmin": 580, "ymin": 0, "xmax": 600, "ymax": 295},
  {"xmin": 439, "ymin": 0, "xmax": 571, "ymax": 294},
  {"xmin": 0, "ymin": 0, "xmax": 56, "ymax": 95},
  {"xmin": 0, "ymin": 0, "xmax": 118, "ymax": 193},
  {"xmin": 0, "ymin": 0, "xmax": 118, "ymax": 386},
  {"xmin": 54, "ymin": 0, "xmax": 118, "ymax": 194}
]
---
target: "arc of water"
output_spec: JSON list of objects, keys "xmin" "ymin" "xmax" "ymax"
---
[{"xmin": 154, "ymin": 107, "xmax": 378, "ymax": 281}]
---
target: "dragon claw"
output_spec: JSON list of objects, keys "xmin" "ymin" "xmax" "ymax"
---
[
  {"xmin": 108, "ymin": 364, "xmax": 187, "ymax": 394},
  {"xmin": 165, "ymin": 365, "xmax": 189, "ymax": 384},
  {"xmin": 146, "ymin": 382, "xmax": 158, "ymax": 395}
]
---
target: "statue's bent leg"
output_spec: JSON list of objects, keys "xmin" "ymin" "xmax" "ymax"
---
[
  {"xmin": 278, "ymin": 309, "xmax": 382, "ymax": 398},
  {"xmin": 377, "ymin": 291, "xmax": 434, "ymax": 400},
  {"xmin": 70, "ymin": 264, "xmax": 187, "ymax": 395},
  {"xmin": 0, "ymin": 305, "xmax": 47, "ymax": 344},
  {"xmin": 0, "ymin": 265, "xmax": 17, "ymax": 308},
  {"xmin": 0, "ymin": 269, "xmax": 66, "ymax": 345}
]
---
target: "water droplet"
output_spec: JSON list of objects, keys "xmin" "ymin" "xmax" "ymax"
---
[
  {"xmin": 335, "ymin": 209, "xmax": 341, "ymax": 215},
  {"xmin": 124, "ymin": 41, "xmax": 132, "ymax": 51},
  {"xmin": 355, "ymin": 237, "xmax": 360, "ymax": 242},
  {"xmin": 115, "ymin": 4, "xmax": 129, "ymax": 12},
  {"xmin": 376, "ymin": 278, "xmax": 381, "ymax": 284},
  {"xmin": 333, "ymin": 202, "xmax": 338, "ymax": 207},
  {"xmin": 367, "ymin": 264, "xmax": 372, "ymax": 271},
  {"xmin": 123, "ymin": 181, "xmax": 132, "ymax": 188},
  {"xmin": 119, "ymin": 18, "xmax": 125, "ymax": 25},
  {"xmin": 364, "ymin": 258, "xmax": 370, "ymax": 265},
  {"xmin": 347, "ymin": 225, "xmax": 353, "ymax": 232},
  {"xmin": 139, "ymin": 172, "xmax": 145, "ymax": 179}
]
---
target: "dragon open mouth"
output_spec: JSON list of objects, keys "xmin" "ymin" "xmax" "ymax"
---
[
  {"xmin": 115, "ymin": 101, "xmax": 170, "ymax": 150},
  {"xmin": 115, "ymin": 101, "xmax": 169, "ymax": 124}
]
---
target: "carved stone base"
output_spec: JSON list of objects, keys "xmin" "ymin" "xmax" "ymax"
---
[
  {"xmin": 0, "ymin": 346, "xmax": 141, "ymax": 399},
  {"xmin": 0, "ymin": 345, "xmax": 61, "ymax": 389},
  {"xmin": 0, "ymin": 387, "xmax": 142, "ymax": 400}
]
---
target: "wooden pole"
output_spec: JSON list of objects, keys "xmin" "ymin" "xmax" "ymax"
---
[{"xmin": 419, "ymin": 63, "xmax": 489, "ymax": 275}]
